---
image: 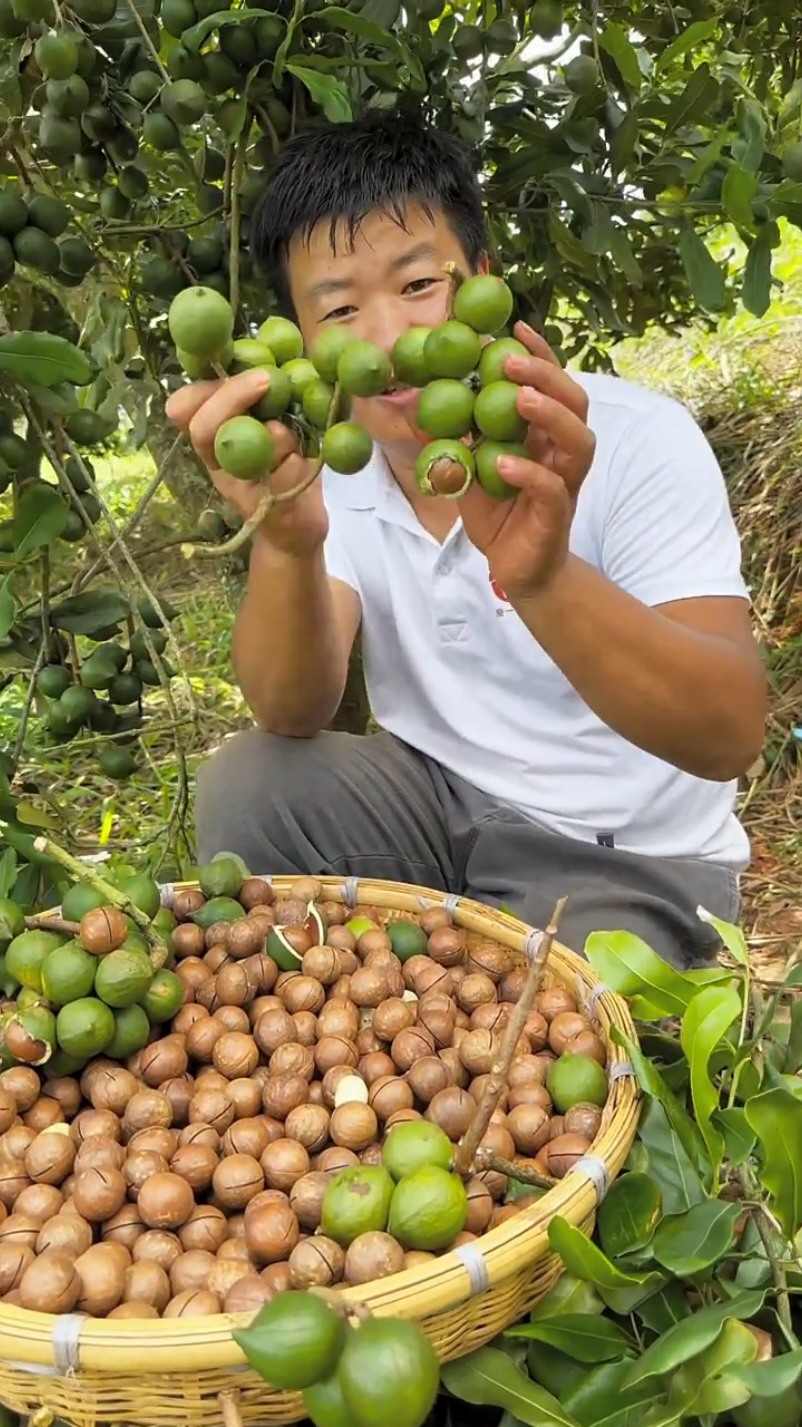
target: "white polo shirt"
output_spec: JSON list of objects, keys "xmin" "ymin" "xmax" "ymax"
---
[{"xmin": 321, "ymin": 371, "xmax": 751, "ymax": 869}]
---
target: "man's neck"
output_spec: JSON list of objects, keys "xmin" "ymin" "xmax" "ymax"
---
[{"xmin": 383, "ymin": 444, "xmax": 460, "ymax": 544}]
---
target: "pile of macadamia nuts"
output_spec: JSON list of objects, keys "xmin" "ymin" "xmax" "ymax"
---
[{"xmin": 0, "ymin": 878, "xmax": 608, "ymax": 1320}]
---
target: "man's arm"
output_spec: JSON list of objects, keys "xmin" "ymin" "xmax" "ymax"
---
[
  {"xmin": 233, "ymin": 533, "xmax": 361, "ymax": 737},
  {"xmin": 511, "ymin": 559, "xmax": 767, "ymax": 781}
]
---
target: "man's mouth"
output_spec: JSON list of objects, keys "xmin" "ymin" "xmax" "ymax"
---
[{"xmin": 375, "ymin": 383, "xmax": 420, "ymax": 409}]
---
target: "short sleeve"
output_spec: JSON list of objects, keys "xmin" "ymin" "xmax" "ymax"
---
[
  {"xmin": 599, "ymin": 395, "xmax": 750, "ymax": 608},
  {"xmin": 322, "ymin": 511, "xmax": 361, "ymax": 594}
]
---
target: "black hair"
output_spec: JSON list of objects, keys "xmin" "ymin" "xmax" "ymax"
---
[{"xmin": 250, "ymin": 110, "xmax": 488, "ymax": 316}]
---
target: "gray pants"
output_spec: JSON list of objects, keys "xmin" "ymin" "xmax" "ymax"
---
[{"xmin": 194, "ymin": 729, "xmax": 741, "ymax": 971}]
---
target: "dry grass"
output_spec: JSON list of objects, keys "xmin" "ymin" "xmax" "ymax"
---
[{"xmin": 616, "ymin": 306, "xmax": 802, "ymax": 980}]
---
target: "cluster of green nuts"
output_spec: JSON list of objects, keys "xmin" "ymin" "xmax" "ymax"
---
[
  {"xmin": 168, "ymin": 272, "xmax": 527, "ymax": 501},
  {"xmin": 235, "ymin": 1287, "xmax": 440, "ymax": 1427},
  {"xmin": 34, "ymin": 598, "xmax": 180, "ymax": 779}
]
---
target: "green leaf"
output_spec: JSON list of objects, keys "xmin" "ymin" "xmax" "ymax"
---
[
  {"xmin": 599, "ymin": 24, "xmax": 642, "ymax": 90},
  {"xmin": 180, "ymin": 8, "xmax": 284, "ymax": 50},
  {"xmin": 721, "ymin": 164, "xmax": 759, "ymax": 229},
  {"xmin": 636, "ymin": 1282, "xmax": 694, "ymax": 1335},
  {"xmin": 695, "ymin": 908, "xmax": 749, "ymax": 967},
  {"xmin": 609, "ymin": 227, "xmax": 643, "ymax": 286},
  {"xmin": 49, "ymin": 589, "xmax": 130, "ymax": 637},
  {"xmin": 744, "ymin": 1087, "xmax": 802, "ymax": 1238},
  {"xmin": 12, "ymin": 485, "xmax": 69, "ymax": 560},
  {"xmin": 742, "ymin": 224, "xmax": 777, "ymax": 319},
  {"xmin": 678, "ymin": 226, "xmax": 726, "ymax": 313},
  {"xmin": 712, "ymin": 1107, "xmax": 755, "ymax": 1166},
  {"xmin": 582, "ymin": 203, "xmax": 617, "ymax": 257},
  {"xmin": 0, "ymin": 846, "xmax": 18, "ymax": 900},
  {"xmin": 779, "ymin": 77, "xmax": 802, "ymax": 129},
  {"xmin": 731, "ymin": 1347, "xmax": 802, "ymax": 1397},
  {"xmin": 621, "ymin": 1290, "xmax": 766, "ymax": 1389},
  {"xmin": 360, "ymin": 0, "xmax": 402, "ymax": 22},
  {"xmin": 530, "ymin": 1273, "xmax": 605, "ymax": 1320},
  {"xmin": 680, "ymin": 984, "xmax": 741, "ymax": 1183},
  {"xmin": 585, "ymin": 930, "xmax": 703, "ymax": 1017},
  {"xmin": 656, "ymin": 18, "xmax": 718, "ymax": 69},
  {"xmin": 312, "ymin": 7, "xmax": 408, "ymax": 61},
  {"xmin": 664, "ymin": 66, "xmax": 718, "ymax": 137},
  {"xmin": 610, "ymin": 110, "xmax": 639, "ymax": 177},
  {"xmin": 15, "ymin": 801, "xmax": 59, "ymax": 831},
  {"xmin": 561, "ymin": 1360, "xmax": 660, "ymax": 1427},
  {"xmin": 506, "ymin": 1316, "xmax": 634, "ymax": 1364},
  {"xmin": 0, "ymin": 333, "xmax": 93, "ymax": 390},
  {"xmin": 286, "ymin": 63, "xmax": 352, "ymax": 122},
  {"xmin": 784, "ymin": 998, "xmax": 802, "ymax": 1074},
  {"xmin": 734, "ymin": 98, "xmax": 767, "ymax": 175},
  {"xmin": 0, "ymin": 50, "xmax": 22, "ymax": 117},
  {"xmin": 651, "ymin": 1200, "xmax": 741, "ymax": 1277},
  {"xmin": 615, "ymin": 1030, "xmax": 709, "ymax": 1180},
  {"xmin": 27, "ymin": 382, "xmax": 78, "ymax": 417},
  {"xmin": 0, "ymin": 578, "xmax": 13, "ymax": 643},
  {"xmin": 440, "ymin": 1346, "xmax": 582, "ymax": 1427},
  {"xmin": 597, "ymin": 1174, "xmax": 663, "ymax": 1259},
  {"xmin": 548, "ymin": 1217, "xmax": 664, "ymax": 1312}
]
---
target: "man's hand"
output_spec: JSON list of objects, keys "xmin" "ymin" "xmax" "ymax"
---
[
  {"xmin": 458, "ymin": 322, "xmax": 596, "ymax": 600},
  {"xmin": 165, "ymin": 369, "xmax": 329, "ymax": 559}
]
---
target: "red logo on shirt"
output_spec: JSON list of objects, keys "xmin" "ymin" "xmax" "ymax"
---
[{"xmin": 489, "ymin": 574, "xmax": 510, "ymax": 605}]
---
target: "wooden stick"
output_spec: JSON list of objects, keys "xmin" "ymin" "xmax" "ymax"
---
[
  {"xmin": 219, "ymin": 1391, "xmax": 243, "ymax": 1427},
  {"xmin": 475, "ymin": 1148, "xmax": 555, "ymax": 1190},
  {"xmin": 454, "ymin": 897, "xmax": 567, "ymax": 1177}
]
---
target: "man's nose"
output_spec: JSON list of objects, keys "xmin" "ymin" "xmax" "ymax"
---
[{"xmin": 359, "ymin": 298, "xmax": 409, "ymax": 356}]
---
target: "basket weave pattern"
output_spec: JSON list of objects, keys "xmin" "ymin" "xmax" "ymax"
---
[{"xmin": 0, "ymin": 877, "xmax": 641, "ymax": 1427}]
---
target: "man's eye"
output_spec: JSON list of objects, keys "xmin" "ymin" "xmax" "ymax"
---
[
  {"xmin": 405, "ymin": 278, "xmax": 438, "ymax": 294},
  {"xmin": 323, "ymin": 306, "xmax": 356, "ymax": 322}
]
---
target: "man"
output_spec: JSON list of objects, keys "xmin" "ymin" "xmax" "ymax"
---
[{"xmin": 166, "ymin": 111, "xmax": 767, "ymax": 969}]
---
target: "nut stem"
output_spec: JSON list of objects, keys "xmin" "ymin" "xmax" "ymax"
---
[
  {"xmin": 193, "ymin": 385, "xmax": 342, "ymax": 561},
  {"xmin": 24, "ymin": 914, "xmax": 79, "ymax": 937},
  {"xmin": 454, "ymin": 895, "xmax": 567, "ymax": 1177}
]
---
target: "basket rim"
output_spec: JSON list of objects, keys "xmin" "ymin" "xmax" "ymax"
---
[{"xmin": 0, "ymin": 875, "xmax": 641, "ymax": 1374}]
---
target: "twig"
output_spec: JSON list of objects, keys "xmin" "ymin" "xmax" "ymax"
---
[
  {"xmin": 191, "ymin": 386, "xmax": 342, "ymax": 560},
  {"xmin": 55, "ymin": 430, "xmax": 194, "ymax": 846},
  {"xmin": 254, "ymin": 103, "xmax": 281, "ymax": 156},
  {"xmin": 474, "ymin": 1148, "xmax": 555, "ymax": 1190},
  {"xmin": 25, "ymin": 914, "xmax": 79, "ymax": 936},
  {"xmin": 454, "ymin": 897, "xmax": 567, "ymax": 1177},
  {"xmin": 11, "ymin": 640, "xmax": 47, "ymax": 771},
  {"xmin": 229, "ymin": 121, "xmax": 251, "ymax": 321},
  {"xmin": 739, "ymin": 1165, "xmax": 799, "ymax": 1343},
  {"xmin": 30, "ymin": 835, "xmax": 168, "ymax": 969},
  {"xmin": 73, "ymin": 432, "xmax": 185, "ymax": 593},
  {"xmin": 121, "ymin": 0, "xmax": 169, "ymax": 82}
]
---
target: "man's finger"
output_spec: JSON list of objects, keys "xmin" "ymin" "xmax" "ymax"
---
[
  {"xmin": 516, "ymin": 387, "xmax": 595, "ymax": 495},
  {"xmin": 186, "ymin": 369, "xmax": 272, "ymax": 468},
  {"xmin": 506, "ymin": 352, "xmax": 589, "ymax": 421},
  {"xmin": 164, "ymin": 379, "xmax": 221, "ymax": 429},
  {"xmin": 266, "ymin": 420, "xmax": 300, "ymax": 468},
  {"xmin": 513, "ymin": 321, "xmax": 563, "ymax": 369}
]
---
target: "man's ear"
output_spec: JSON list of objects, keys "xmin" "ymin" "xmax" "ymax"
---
[{"xmin": 477, "ymin": 251, "xmax": 490, "ymax": 276}]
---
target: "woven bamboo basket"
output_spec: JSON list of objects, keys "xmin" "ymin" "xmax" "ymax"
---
[{"xmin": 0, "ymin": 875, "xmax": 641, "ymax": 1427}]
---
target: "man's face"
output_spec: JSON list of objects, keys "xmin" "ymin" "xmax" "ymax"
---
[{"xmin": 287, "ymin": 203, "xmax": 485, "ymax": 452}]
